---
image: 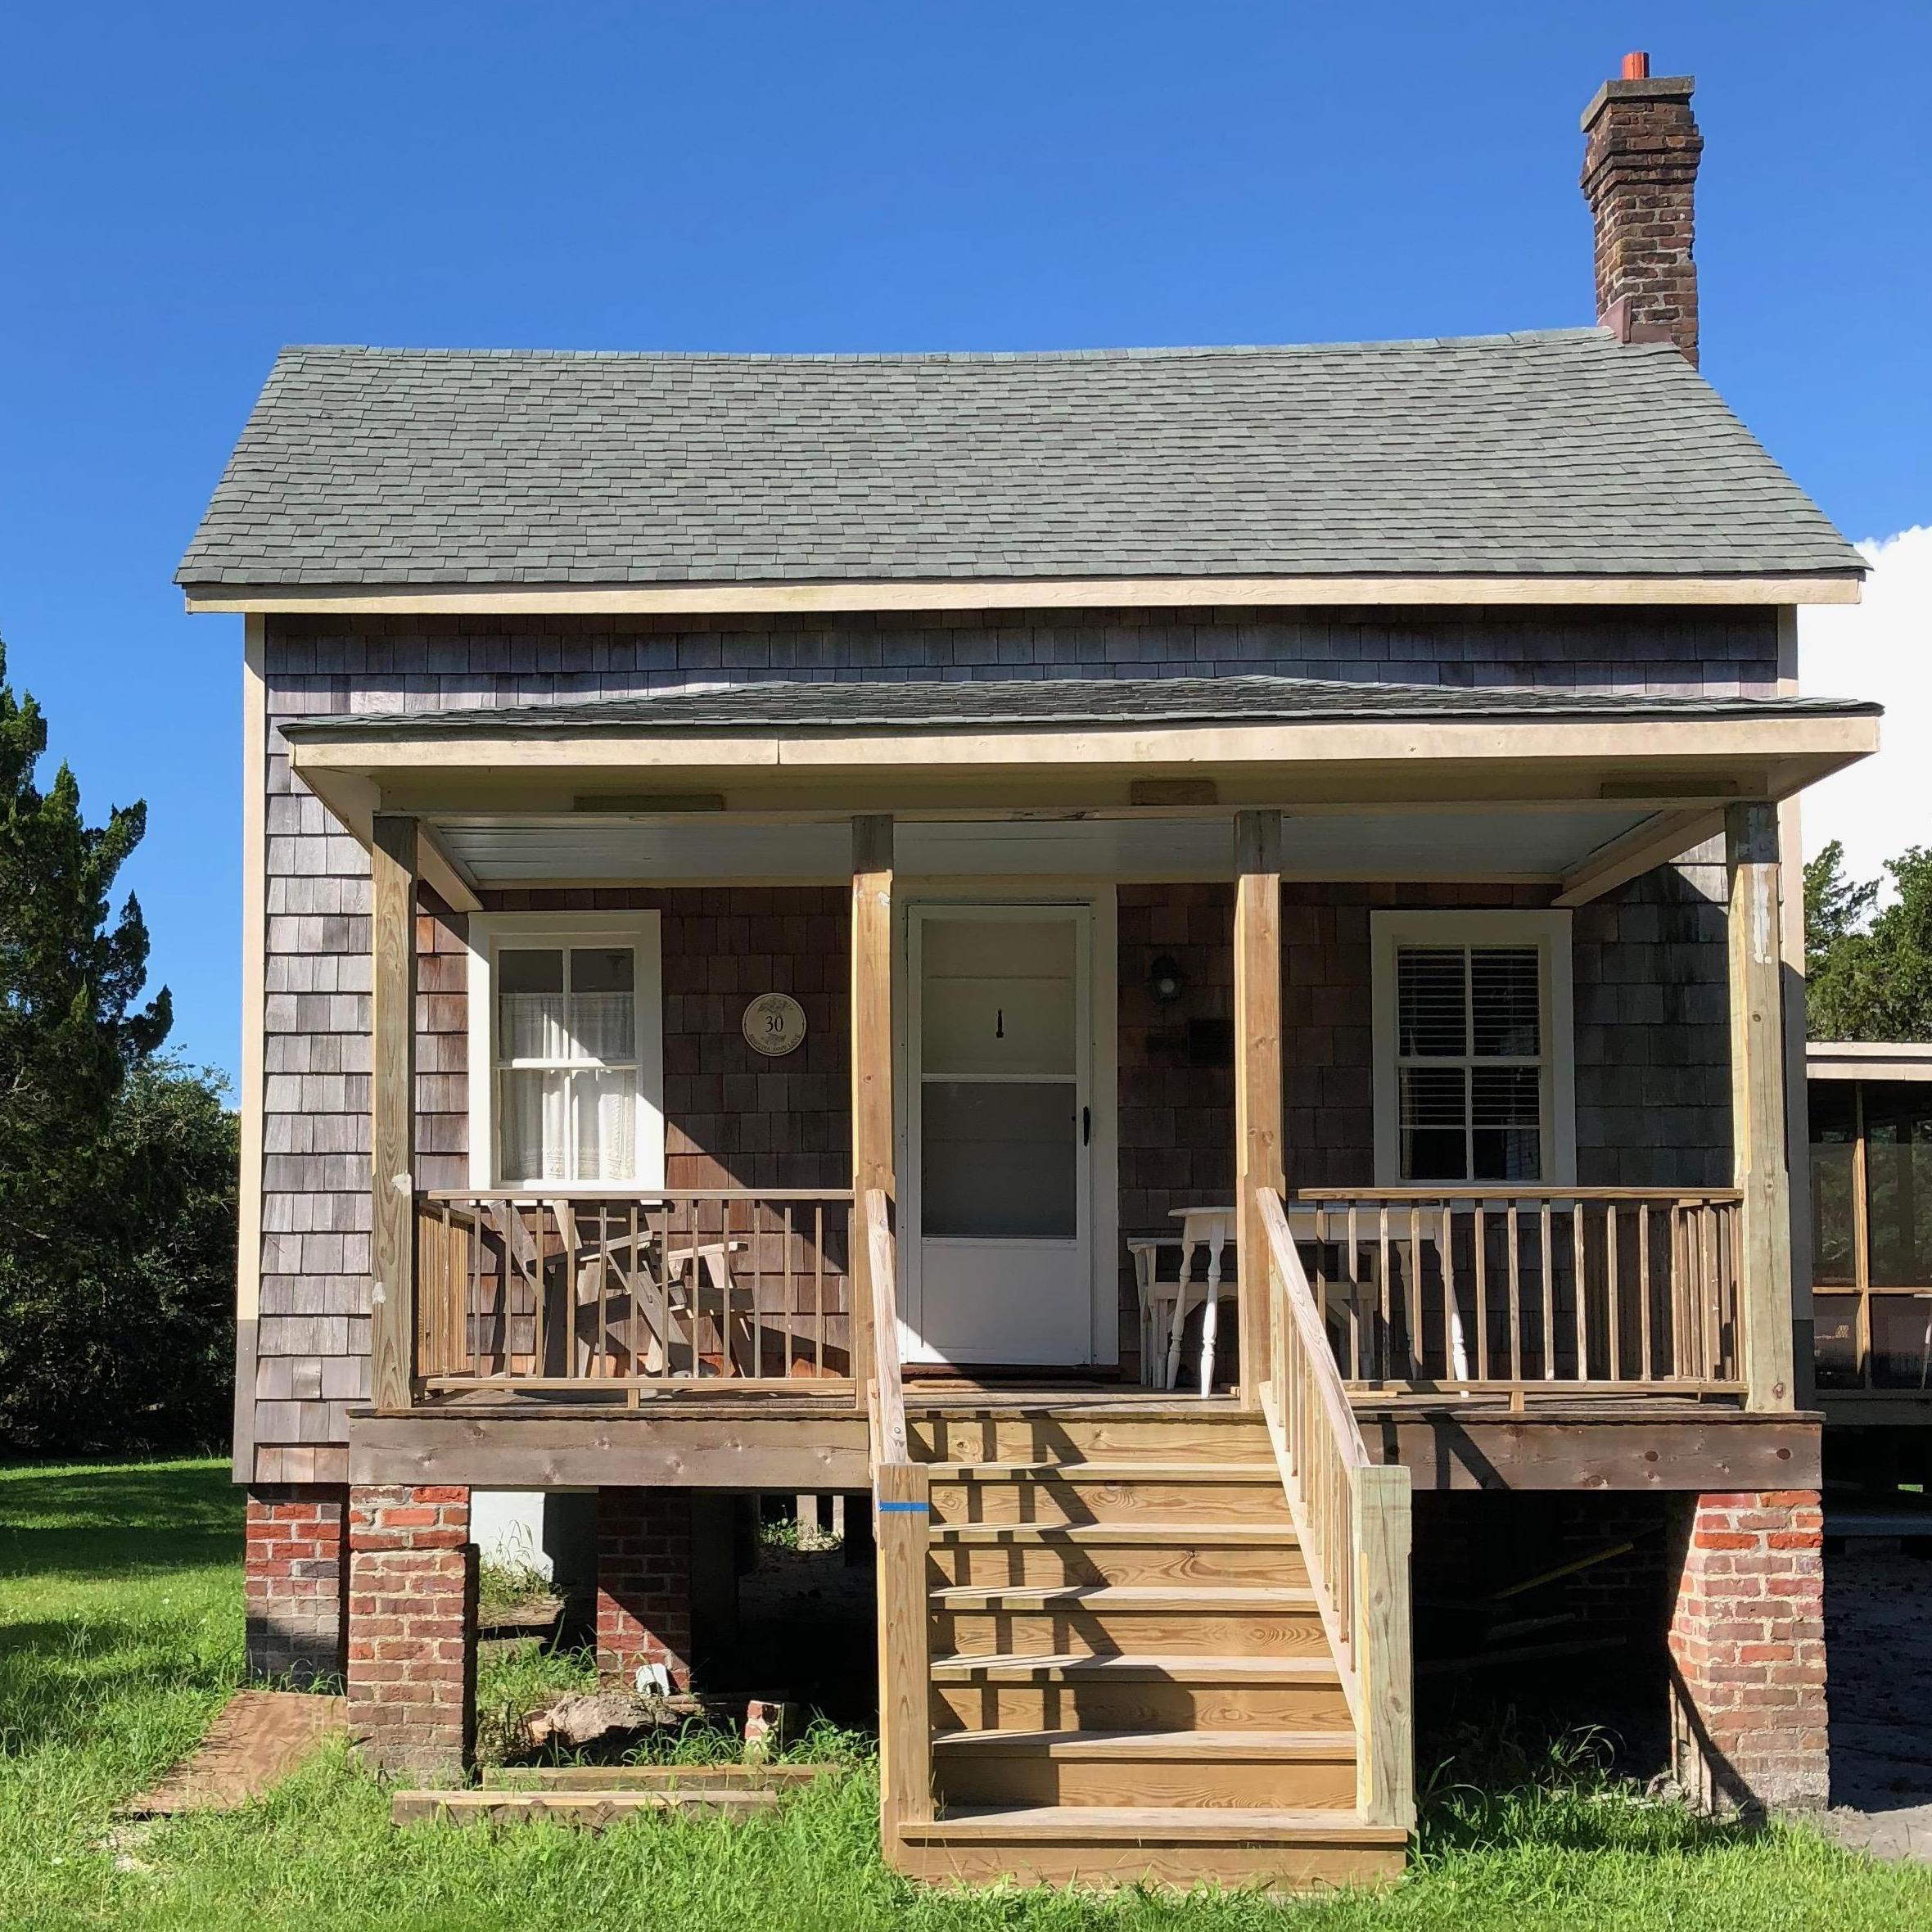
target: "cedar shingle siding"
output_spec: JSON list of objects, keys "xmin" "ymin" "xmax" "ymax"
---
[{"xmin": 250, "ymin": 607, "xmax": 1765, "ymax": 1477}]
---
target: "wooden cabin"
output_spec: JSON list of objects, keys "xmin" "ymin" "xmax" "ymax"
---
[{"xmin": 186, "ymin": 59, "xmax": 1873, "ymax": 1889}]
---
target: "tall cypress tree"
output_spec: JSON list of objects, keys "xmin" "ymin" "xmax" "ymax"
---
[
  {"xmin": 0, "ymin": 640, "xmax": 192, "ymax": 1448},
  {"xmin": 0, "ymin": 642, "xmax": 170, "ymax": 1185}
]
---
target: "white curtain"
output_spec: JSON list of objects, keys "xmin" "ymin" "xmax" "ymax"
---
[
  {"xmin": 570, "ymin": 990, "xmax": 635, "ymax": 1062},
  {"xmin": 500, "ymin": 991, "xmax": 570, "ymax": 1061},
  {"xmin": 573, "ymin": 1070, "xmax": 636, "ymax": 1181},
  {"xmin": 499, "ymin": 1070, "xmax": 571, "ymax": 1182}
]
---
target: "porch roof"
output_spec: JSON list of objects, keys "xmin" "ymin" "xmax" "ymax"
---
[
  {"xmin": 282, "ymin": 676, "xmax": 1879, "ymax": 910},
  {"xmin": 280, "ymin": 674, "xmax": 1878, "ymax": 743}
]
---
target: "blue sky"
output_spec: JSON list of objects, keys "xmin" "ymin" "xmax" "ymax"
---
[{"xmin": 2, "ymin": 2, "xmax": 1927, "ymax": 1083}]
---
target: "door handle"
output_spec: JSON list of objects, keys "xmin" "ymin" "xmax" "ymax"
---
[{"xmin": 1081, "ymin": 1105, "xmax": 1091, "ymax": 1147}]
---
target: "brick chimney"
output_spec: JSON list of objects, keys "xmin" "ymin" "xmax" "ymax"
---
[{"xmin": 1580, "ymin": 52, "xmax": 1704, "ymax": 364}]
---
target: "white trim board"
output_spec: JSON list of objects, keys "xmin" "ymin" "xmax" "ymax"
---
[
  {"xmin": 1807, "ymin": 1042, "xmax": 1932, "ymax": 1084},
  {"xmin": 185, "ymin": 574, "xmax": 1860, "ymax": 616}
]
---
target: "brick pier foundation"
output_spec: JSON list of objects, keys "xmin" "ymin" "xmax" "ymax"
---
[
  {"xmin": 244, "ymin": 1485, "xmax": 349, "ymax": 1686},
  {"xmin": 345, "ymin": 1483, "xmax": 476, "ymax": 1777},
  {"xmin": 1667, "ymin": 1489, "xmax": 1828, "ymax": 1812},
  {"xmin": 596, "ymin": 1487, "xmax": 694, "ymax": 1690}
]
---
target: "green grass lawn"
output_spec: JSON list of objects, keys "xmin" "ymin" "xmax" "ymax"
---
[{"xmin": 2, "ymin": 1459, "xmax": 1930, "ymax": 1931}]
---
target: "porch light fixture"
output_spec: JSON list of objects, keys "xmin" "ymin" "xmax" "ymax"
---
[{"xmin": 1148, "ymin": 955, "xmax": 1187, "ymax": 1007}]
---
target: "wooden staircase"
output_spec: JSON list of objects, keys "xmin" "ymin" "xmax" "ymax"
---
[{"xmin": 888, "ymin": 1401, "xmax": 1408, "ymax": 1890}]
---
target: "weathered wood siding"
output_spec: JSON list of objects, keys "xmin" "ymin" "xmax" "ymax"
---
[{"xmin": 247, "ymin": 607, "xmax": 1769, "ymax": 1477}]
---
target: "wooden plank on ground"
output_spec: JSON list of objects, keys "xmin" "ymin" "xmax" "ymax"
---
[{"xmin": 394, "ymin": 1788, "xmax": 783, "ymax": 1827}]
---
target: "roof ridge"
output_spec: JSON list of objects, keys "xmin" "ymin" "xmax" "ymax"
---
[{"xmin": 268, "ymin": 328, "xmax": 1614, "ymax": 367}]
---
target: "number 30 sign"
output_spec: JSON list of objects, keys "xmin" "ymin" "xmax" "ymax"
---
[{"xmin": 742, "ymin": 992, "xmax": 807, "ymax": 1058}]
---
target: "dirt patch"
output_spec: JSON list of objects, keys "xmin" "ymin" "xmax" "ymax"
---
[
  {"xmin": 123, "ymin": 1690, "xmax": 346, "ymax": 1817},
  {"xmin": 1823, "ymin": 1542, "xmax": 1932, "ymax": 1861}
]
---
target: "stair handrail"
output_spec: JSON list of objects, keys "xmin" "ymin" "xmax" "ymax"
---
[
  {"xmin": 1257, "ymin": 1185, "xmax": 1415, "ymax": 1830},
  {"xmin": 861, "ymin": 1186, "xmax": 932, "ymax": 1844}
]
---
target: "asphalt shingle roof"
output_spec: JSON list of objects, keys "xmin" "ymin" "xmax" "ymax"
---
[
  {"xmin": 278, "ymin": 675, "xmax": 1880, "ymax": 742},
  {"xmin": 179, "ymin": 332, "xmax": 1862, "ymax": 589}
]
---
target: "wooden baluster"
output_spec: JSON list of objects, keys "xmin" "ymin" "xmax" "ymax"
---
[
  {"xmin": 1345, "ymin": 1205, "xmax": 1362, "ymax": 1380},
  {"xmin": 1569, "ymin": 1198, "xmax": 1584, "ymax": 1383},
  {"xmin": 1505, "ymin": 1203, "xmax": 1522, "ymax": 1385},
  {"xmin": 1605, "ymin": 1203, "xmax": 1621, "ymax": 1382},
  {"xmin": 1538, "ymin": 1200, "xmax": 1555, "ymax": 1382},
  {"xmin": 1469, "ymin": 1202, "xmax": 1485, "ymax": 1384},
  {"xmin": 750, "ymin": 1201, "xmax": 765, "ymax": 1380},
  {"xmin": 1715, "ymin": 1198, "xmax": 1730, "ymax": 1384},
  {"xmin": 1406, "ymin": 1204, "xmax": 1423, "ymax": 1380},
  {"xmin": 1452, "ymin": 1200, "xmax": 1470, "ymax": 1384},
  {"xmin": 1636, "ymin": 1203, "xmax": 1653, "ymax": 1383},
  {"xmin": 814, "ymin": 1203, "xmax": 827, "ymax": 1379},
  {"xmin": 1378, "ymin": 1207, "xmax": 1393, "ymax": 1383},
  {"xmin": 529, "ymin": 1203, "xmax": 544, "ymax": 1379}
]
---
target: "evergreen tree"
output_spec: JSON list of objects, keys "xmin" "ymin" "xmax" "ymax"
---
[
  {"xmin": 0, "ymin": 641, "xmax": 233, "ymax": 1451},
  {"xmin": 0, "ymin": 642, "xmax": 170, "ymax": 1185},
  {"xmin": 1804, "ymin": 839, "xmax": 1932, "ymax": 1042}
]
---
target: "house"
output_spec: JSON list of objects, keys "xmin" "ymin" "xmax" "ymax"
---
[
  {"xmin": 182, "ymin": 55, "xmax": 1875, "ymax": 1887},
  {"xmin": 1805, "ymin": 1041, "xmax": 1932, "ymax": 1485}
]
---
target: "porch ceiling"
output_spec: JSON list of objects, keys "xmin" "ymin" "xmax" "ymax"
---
[{"xmin": 429, "ymin": 807, "xmax": 1659, "ymax": 886}]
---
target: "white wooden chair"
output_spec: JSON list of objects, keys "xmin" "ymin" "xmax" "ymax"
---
[{"xmin": 1127, "ymin": 1238, "xmax": 1186, "ymax": 1388}]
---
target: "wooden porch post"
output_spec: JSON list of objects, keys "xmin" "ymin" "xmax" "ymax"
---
[
  {"xmin": 1234, "ymin": 809, "xmax": 1284, "ymax": 1399},
  {"xmin": 851, "ymin": 815, "xmax": 895, "ymax": 1392},
  {"xmin": 1727, "ymin": 801, "xmax": 1795, "ymax": 1411},
  {"xmin": 369, "ymin": 813, "xmax": 420, "ymax": 1415}
]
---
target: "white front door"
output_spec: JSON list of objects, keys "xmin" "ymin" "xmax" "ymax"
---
[{"xmin": 902, "ymin": 905, "xmax": 1095, "ymax": 1365}]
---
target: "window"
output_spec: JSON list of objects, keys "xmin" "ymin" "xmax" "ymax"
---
[
  {"xmin": 1371, "ymin": 912, "xmax": 1574, "ymax": 1186},
  {"xmin": 467, "ymin": 915, "xmax": 664, "ymax": 1189},
  {"xmin": 1808, "ymin": 1077, "xmax": 1932, "ymax": 1392}
]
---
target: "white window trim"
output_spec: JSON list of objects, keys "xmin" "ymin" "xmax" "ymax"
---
[
  {"xmin": 466, "ymin": 912, "xmax": 665, "ymax": 1190},
  {"xmin": 1370, "ymin": 910, "xmax": 1576, "ymax": 1188}
]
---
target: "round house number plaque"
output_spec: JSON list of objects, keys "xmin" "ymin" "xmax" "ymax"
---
[{"xmin": 743, "ymin": 992, "xmax": 808, "ymax": 1058}]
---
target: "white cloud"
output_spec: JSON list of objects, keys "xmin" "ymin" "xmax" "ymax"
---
[{"xmin": 1799, "ymin": 524, "xmax": 1932, "ymax": 889}]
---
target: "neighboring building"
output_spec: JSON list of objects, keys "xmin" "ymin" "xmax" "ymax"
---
[
  {"xmin": 1807, "ymin": 1042, "xmax": 1932, "ymax": 1485},
  {"xmin": 185, "ymin": 56, "xmax": 1872, "ymax": 1886}
]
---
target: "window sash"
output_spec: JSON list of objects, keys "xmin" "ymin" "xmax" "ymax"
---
[
  {"xmin": 493, "ymin": 942, "xmax": 642, "ymax": 1185},
  {"xmin": 1391, "ymin": 939, "xmax": 1550, "ymax": 1185}
]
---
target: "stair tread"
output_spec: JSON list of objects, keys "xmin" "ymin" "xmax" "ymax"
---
[
  {"xmin": 931, "ymin": 1522, "xmax": 1296, "ymax": 1546},
  {"xmin": 932, "ymin": 1651, "xmax": 1345, "ymax": 1682},
  {"xmin": 923, "ymin": 1460, "xmax": 1280, "ymax": 1480},
  {"xmin": 932, "ymin": 1727, "xmax": 1356, "ymax": 1759},
  {"xmin": 901, "ymin": 1804, "xmax": 1406, "ymax": 1845},
  {"xmin": 932, "ymin": 1583, "xmax": 1318, "ymax": 1610}
]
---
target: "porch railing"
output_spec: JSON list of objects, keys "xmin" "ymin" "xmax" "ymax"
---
[
  {"xmin": 1293, "ymin": 1186, "xmax": 1744, "ymax": 1399},
  {"xmin": 413, "ymin": 1188, "xmax": 855, "ymax": 1392},
  {"xmin": 1258, "ymin": 1187, "xmax": 1413, "ymax": 1828}
]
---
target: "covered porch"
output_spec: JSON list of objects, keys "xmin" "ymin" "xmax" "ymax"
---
[{"xmin": 283, "ymin": 674, "xmax": 1876, "ymax": 1451}]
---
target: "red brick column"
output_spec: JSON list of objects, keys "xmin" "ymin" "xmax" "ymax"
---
[
  {"xmin": 245, "ymin": 1485, "xmax": 349, "ymax": 1686},
  {"xmin": 596, "ymin": 1487, "xmax": 693, "ymax": 1690},
  {"xmin": 346, "ymin": 1484, "xmax": 476, "ymax": 1777},
  {"xmin": 1667, "ymin": 1490, "xmax": 1827, "ymax": 1813}
]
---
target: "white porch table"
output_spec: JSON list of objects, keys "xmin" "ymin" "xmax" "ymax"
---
[{"xmin": 1155, "ymin": 1203, "xmax": 1469, "ymax": 1395}]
